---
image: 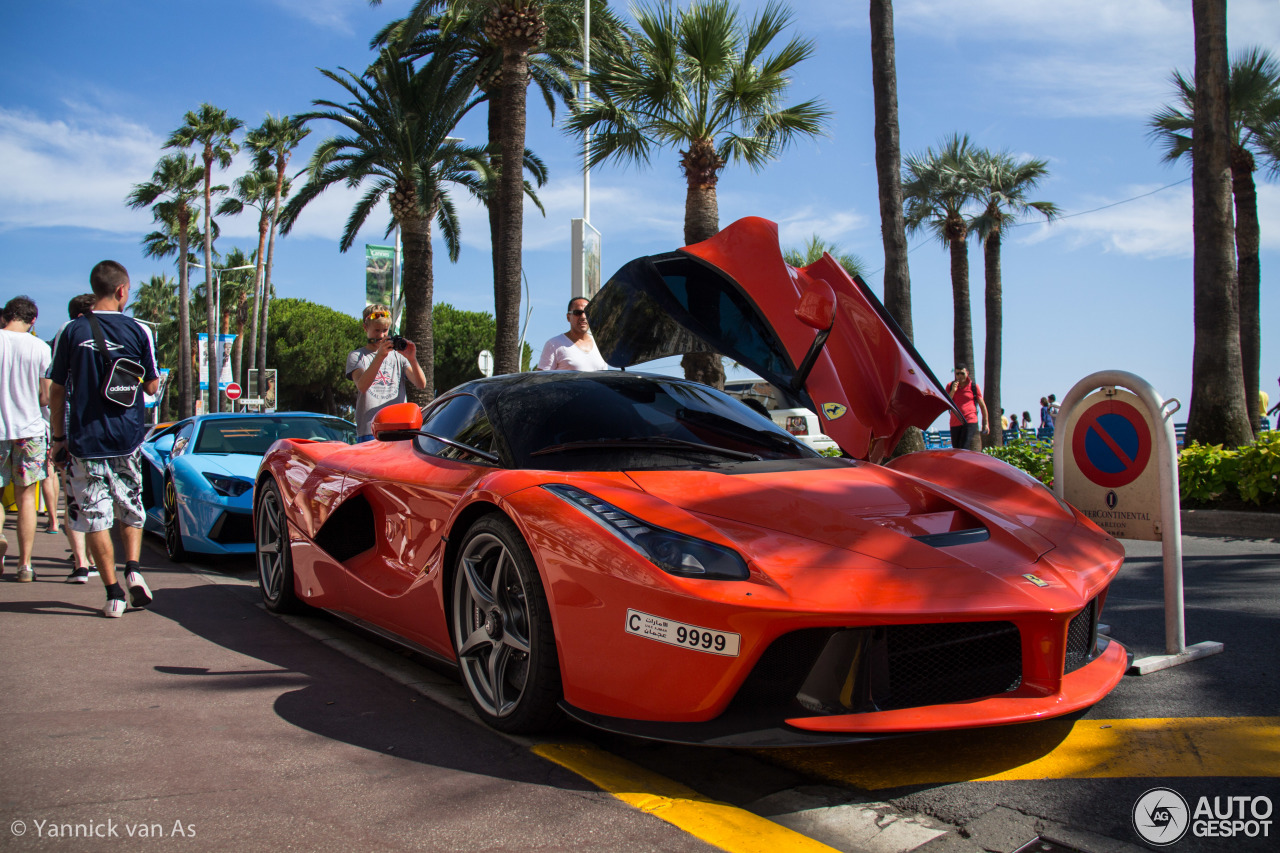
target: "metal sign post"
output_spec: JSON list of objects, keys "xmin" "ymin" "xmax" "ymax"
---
[{"xmin": 1054, "ymin": 370, "xmax": 1223, "ymax": 675}]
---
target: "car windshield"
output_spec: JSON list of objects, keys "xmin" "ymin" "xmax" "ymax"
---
[
  {"xmin": 488, "ymin": 373, "xmax": 818, "ymax": 471},
  {"xmin": 194, "ymin": 417, "xmax": 356, "ymax": 455}
]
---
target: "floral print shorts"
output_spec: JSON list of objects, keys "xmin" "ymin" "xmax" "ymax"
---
[
  {"xmin": 65, "ymin": 450, "xmax": 145, "ymax": 533},
  {"xmin": 0, "ymin": 435, "xmax": 49, "ymax": 488}
]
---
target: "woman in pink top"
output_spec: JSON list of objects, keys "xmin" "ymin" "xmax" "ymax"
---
[{"xmin": 945, "ymin": 365, "xmax": 988, "ymax": 451}]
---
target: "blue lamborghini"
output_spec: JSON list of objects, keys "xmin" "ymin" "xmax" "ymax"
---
[{"xmin": 140, "ymin": 413, "xmax": 356, "ymax": 560}]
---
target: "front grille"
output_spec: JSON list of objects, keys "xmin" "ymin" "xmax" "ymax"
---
[
  {"xmin": 881, "ymin": 621, "xmax": 1022, "ymax": 710},
  {"xmin": 733, "ymin": 620, "xmax": 1023, "ymax": 717},
  {"xmin": 210, "ymin": 510, "xmax": 254, "ymax": 544},
  {"xmin": 1063, "ymin": 598, "xmax": 1098, "ymax": 674}
]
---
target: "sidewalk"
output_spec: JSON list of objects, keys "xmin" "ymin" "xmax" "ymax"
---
[{"xmin": 0, "ymin": 516, "xmax": 701, "ymax": 852}]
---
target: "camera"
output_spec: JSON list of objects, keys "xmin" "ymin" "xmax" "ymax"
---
[{"xmin": 391, "ymin": 335, "xmax": 409, "ymax": 351}]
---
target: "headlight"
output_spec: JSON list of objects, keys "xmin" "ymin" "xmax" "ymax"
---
[
  {"xmin": 205, "ymin": 474, "xmax": 253, "ymax": 498},
  {"xmin": 544, "ymin": 484, "xmax": 749, "ymax": 580}
]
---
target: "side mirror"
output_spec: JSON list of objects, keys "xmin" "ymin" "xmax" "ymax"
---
[
  {"xmin": 154, "ymin": 433, "xmax": 176, "ymax": 456},
  {"xmin": 371, "ymin": 402, "xmax": 424, "ymax": 441},
  {"xmin": 795, "ymin": 279, "xmax": 836, "ymax": 331}
]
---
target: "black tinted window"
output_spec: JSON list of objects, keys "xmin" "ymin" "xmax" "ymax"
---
[
  {"xmin": 489, "ymin": 373, "xmax": 815, "ymax": 470},
  {"xmin": 415, "ymin": 395, "xmax": 496, "ymax": 463}
]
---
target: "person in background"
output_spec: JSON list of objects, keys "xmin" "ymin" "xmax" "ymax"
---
[
  {"xmin": 346, "ymin": 304, "xmax": 426, "ymax": 442},
  {"xmin": 1021, "ymin": 411, "xmax": 1032, "ymax": 434},
  {"xmin": 1039, "ymin": 396, "xmax": 1052, "ymax": 431},
  {"xmin": 48, "ymin": 261, "xmax": 160, "ymax": 617},
  {"xmin": 0, "ymin": 296, "xmax": 52, "ymax": 582},
  {"xmin": 536, "ymin": 297, "xmax": 608, "ymax": 372},
  {"xmin": 50, "ymin": 293, "xmax": 99, "ymax": 582},
  {"xmin": 945, "ymin": 365, "xmax": 988, "ymax": 451}
]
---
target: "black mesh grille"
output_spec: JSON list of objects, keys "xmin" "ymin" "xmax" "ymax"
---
[
  {"xmin": 880, "ymin": 621, "xmax": 1022, "ymax": 710},
  {"xmin": 1063, "ymin": 598, "xmax": 1098, "ymax": 674}
]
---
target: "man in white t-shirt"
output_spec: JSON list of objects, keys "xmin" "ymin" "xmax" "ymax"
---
[
  {"xmin": 0, "ymin": 296, "xmax": 53, "ymax": 581},
  {"xmin": 346, "ymin": 304, "xmax": 427, "ymax": 441},
  {"xmin": 536, "ymin": 297, "xmax": 609, "ymax": 372}
]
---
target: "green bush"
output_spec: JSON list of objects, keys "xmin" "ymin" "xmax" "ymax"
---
[
  {"xmin": 1234, "ymin": 431, "xmax": 1280, "ymax": 505},
  {"xmin": 1178, "ymin": 441, "xmax": 1241, "ymax": 503},
  {"xmin": 984, "ymin": 437, "xmax": 1055, "ymax": 486}
]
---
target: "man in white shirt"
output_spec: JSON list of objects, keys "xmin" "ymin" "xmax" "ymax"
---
[
  {"xmin": 537, "ymin": 297, "xmax": 609, "ymax": 371},
  {"xmin": 0, "ymin": 296, "xmax": 53, "ymax": 581}
]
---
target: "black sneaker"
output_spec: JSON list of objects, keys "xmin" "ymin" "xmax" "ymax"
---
[
  {"xmin": 65, "ymin": 566, "xmax": 91, "ymax": 584},
  {"xmin": 126, "ymin": 570, "xmax": 153, "ymax": 608}
]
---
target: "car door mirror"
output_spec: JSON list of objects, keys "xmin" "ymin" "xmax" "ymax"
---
[
  {"xmin": 153, "ymin": 433, "xmax": 176, "ymax": 457},
  {"xmin": 371, "ymin": 402, "xmax": 424, "ymax": 441},
  {"xmin": 795, "ymin": 279, "xmax": 836, "ymax": 332}
]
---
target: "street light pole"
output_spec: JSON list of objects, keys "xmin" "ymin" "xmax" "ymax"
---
[{"xmin": 187, "ymin": 262, "xmax": 254, "ymax": 412}]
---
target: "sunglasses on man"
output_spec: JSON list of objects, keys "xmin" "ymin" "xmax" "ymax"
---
[{"xmin": 569, "ymin": 309, "xmax": 588, "ymax": 317}]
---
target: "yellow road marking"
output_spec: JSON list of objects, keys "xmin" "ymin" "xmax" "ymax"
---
[
  {"xmin": 533, "ymin": 742, "xmax": 842, "ymax": 853},
  {"xmin": 759, "ymin": 717, "xmax": 1280, "ymax": 791}
]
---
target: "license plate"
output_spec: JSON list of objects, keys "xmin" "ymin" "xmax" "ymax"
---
[{"xmin": 625, "ymin": 609, "xmax": 741, "ymax": 657}]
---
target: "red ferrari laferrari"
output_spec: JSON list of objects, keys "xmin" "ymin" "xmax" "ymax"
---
[{"xmin": 254, "ymin": 217, "xmax": 1127, "ymax": 746}]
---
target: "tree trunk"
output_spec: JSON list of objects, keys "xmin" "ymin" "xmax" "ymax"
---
[
  {"xmin": 493, "ymin": 46, "xmax": 529, "ymax": 377},
  {"xmin": 681, "ymin": 178, "xmax": 724, "ymax": 389},
  {"xmin": 981, "ymin": 225, "xmax": 1003, "ymax": 449},
  {"xmin": 487, "ymin": 85, "xmax": 504, "ymax": 314},
  {"xmin": 177, "ymin": 213, "xmax": 193, "ymax": 419},
  {"xmin": 870, "ymin": 0, "xmax": 922, "ymax": 456},
  {"xmin": 245, "ymin": 208, "xmax": 269, "ymax": 390},
  {"xmin": 401, "ymin": 216, "xmax": 435, "ymax": 406},
  {"xmin": 202, "ymin": 149, "xmax": 218, "ymax": 416},
  {"xmin": 1186, "ymin": 0, "xmax": 1252, "ymax": 447},
  {"xmin": 259, "ymin": 160, "xmax": 286, "ymax": 385},
  {"xmin": 1231, "ymin": 148, "xmax": 1261, "ymax": 436},
  {"xmin": 948, "ymin": 226, "xmax": 974, "ymax": 383}
]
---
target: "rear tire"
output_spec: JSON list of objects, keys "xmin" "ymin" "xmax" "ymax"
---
[
  {"xmin": 451, "ymin": 514, "xmax": 562, "ymax": 733},
  {"xmin": 255, "ymin": 479, "xmax": 303, "ymax": 614}
]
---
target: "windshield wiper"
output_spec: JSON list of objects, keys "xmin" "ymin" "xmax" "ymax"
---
[{"xmin": 530, "ymin": 436, "xmax": 761, "ymax": 461}]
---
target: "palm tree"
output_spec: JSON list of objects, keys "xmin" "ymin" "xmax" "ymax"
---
[
  {"xmin": 969, "ymin": 149, "xmax": 1059, "ymax": 448},
  {"xmin": 783, "ymin": 235, "xmax": 866, "ymax": 278},
  {"xmin": 217, "ymin": 165, "xmax": 291, "ymax": 389},
  {"xmin": 166, "ymin": 104, "xmax": 244, "ymax": 414},
  {"xmin": 869, "ymin": 0, "xmax": 922, "ymax": 456},
  {"xmin": 128, "ymin": 274, "xmax": 180, "ymax": 420},
  {"xmin": 244, "ymin": 115, "xmax": 310, "ymax": 389},
  {"xmin": 903, "ymin": 133, "xmax": 981, "ymax": 388},
  {"xmin": 1182, "ymin": 0, "xmax": 1252, "ymax": 447},
  {"xmin": 567, "ymin": 0, "xmax": 830, "ymax": 388},
  {"xmin": 126, "ymin": 152, "xmax": 205, "ymax": 418},
  {"xmin": 279, "ymin": 48, "xmax": 490, "ymax": 405},
  {"xmin": 374, "ymin": 2, "xmax": 624, "ymax": 344},
  {"xmin": 213, "ymin": 248, "xmax": 258, "ymax": 388},
  {"xmin": 1149, "ymin": 46, "xmax": 1280, "ymax": 436}
]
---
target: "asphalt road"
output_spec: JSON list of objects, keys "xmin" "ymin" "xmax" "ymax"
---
[{"xmin": 3, "ymin": 520, "xmax": 1276, "ymax": 853}]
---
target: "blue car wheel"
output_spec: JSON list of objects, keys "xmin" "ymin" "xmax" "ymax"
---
[{"xmin": 164, "ymin": 477, "xmax": 188, "ymax": 561}]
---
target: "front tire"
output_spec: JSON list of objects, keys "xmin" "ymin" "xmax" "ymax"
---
[
  {"xmin": 451, "ymin": 514, "xmax": 562, "ymax": 733},
  {"xmin": 255, "ymin": 479, "xmax": 303, "ymax": 614},
  {"xmin": 163, "ymin": 477, "xmax": 188, "ymax": 561}
]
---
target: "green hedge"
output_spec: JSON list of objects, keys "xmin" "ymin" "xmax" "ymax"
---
[{"xmin": 980, "ymin": 431, "xmax": 1280, "ymax": 506}]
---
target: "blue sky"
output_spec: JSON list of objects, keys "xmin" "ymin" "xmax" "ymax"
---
[{"xmin": 3, "ymin": 0, "xmax": 1279, "ymax": 426}]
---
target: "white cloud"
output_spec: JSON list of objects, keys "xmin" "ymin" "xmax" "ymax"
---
[
  {"xmin": 1021, "ymin": 182, "xmax": 1280, "ymax": 258},
  {"xmin": 0, "ymin": 105, "xmax": 160, "ymax": 235},
  {"xmin": 893, "ymin": 0, "xmax": 1280, "ymax": 119}
]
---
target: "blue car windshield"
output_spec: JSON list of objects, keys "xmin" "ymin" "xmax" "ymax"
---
[{"xmin": 195, "ymin": 417, "xmax": 356, "ymax": 454}]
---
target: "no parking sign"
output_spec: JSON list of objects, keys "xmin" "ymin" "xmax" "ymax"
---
[{"xmin": 1062, "ymin": 389, "xmax": 1160, "ymax": 540}]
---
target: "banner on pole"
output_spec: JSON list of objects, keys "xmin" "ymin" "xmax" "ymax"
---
[
  {"xmin": 571, "ymin": 219, "xmax": 602, "ymax": 300},
  {"xmin": 366, "ymin": 245, "xmax": 396, "ymax": 308},
  {"xmin": 248, "ymin": 368, "xmax": 278, "ymax": 412}
]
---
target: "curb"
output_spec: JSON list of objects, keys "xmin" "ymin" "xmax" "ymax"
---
[{"xmin": 1180, "ymin": 508, "xmax": 1280, "ymax": 540}]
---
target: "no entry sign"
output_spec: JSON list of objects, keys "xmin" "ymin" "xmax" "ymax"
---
[{"xmin": 1061, "ymin": 388, "xmax": 1160, "ymax": 541}]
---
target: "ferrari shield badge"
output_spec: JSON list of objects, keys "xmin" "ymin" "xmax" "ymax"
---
[
  {"xmin": 822, "ymin": 403, "xmax": 847, "ymax": 421},
  {"xmin": 1022, "ymin": 573, "xmax": 1050, "ymax": 587}
]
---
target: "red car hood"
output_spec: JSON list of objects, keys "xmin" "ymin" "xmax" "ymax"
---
[
  {"xmin": 591, "ymin": 217, "xmax": 958, "ymax": 462},
  {"xmin": 626, "ymin": 465, "xmax": 1057, "ymax": 573}
]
